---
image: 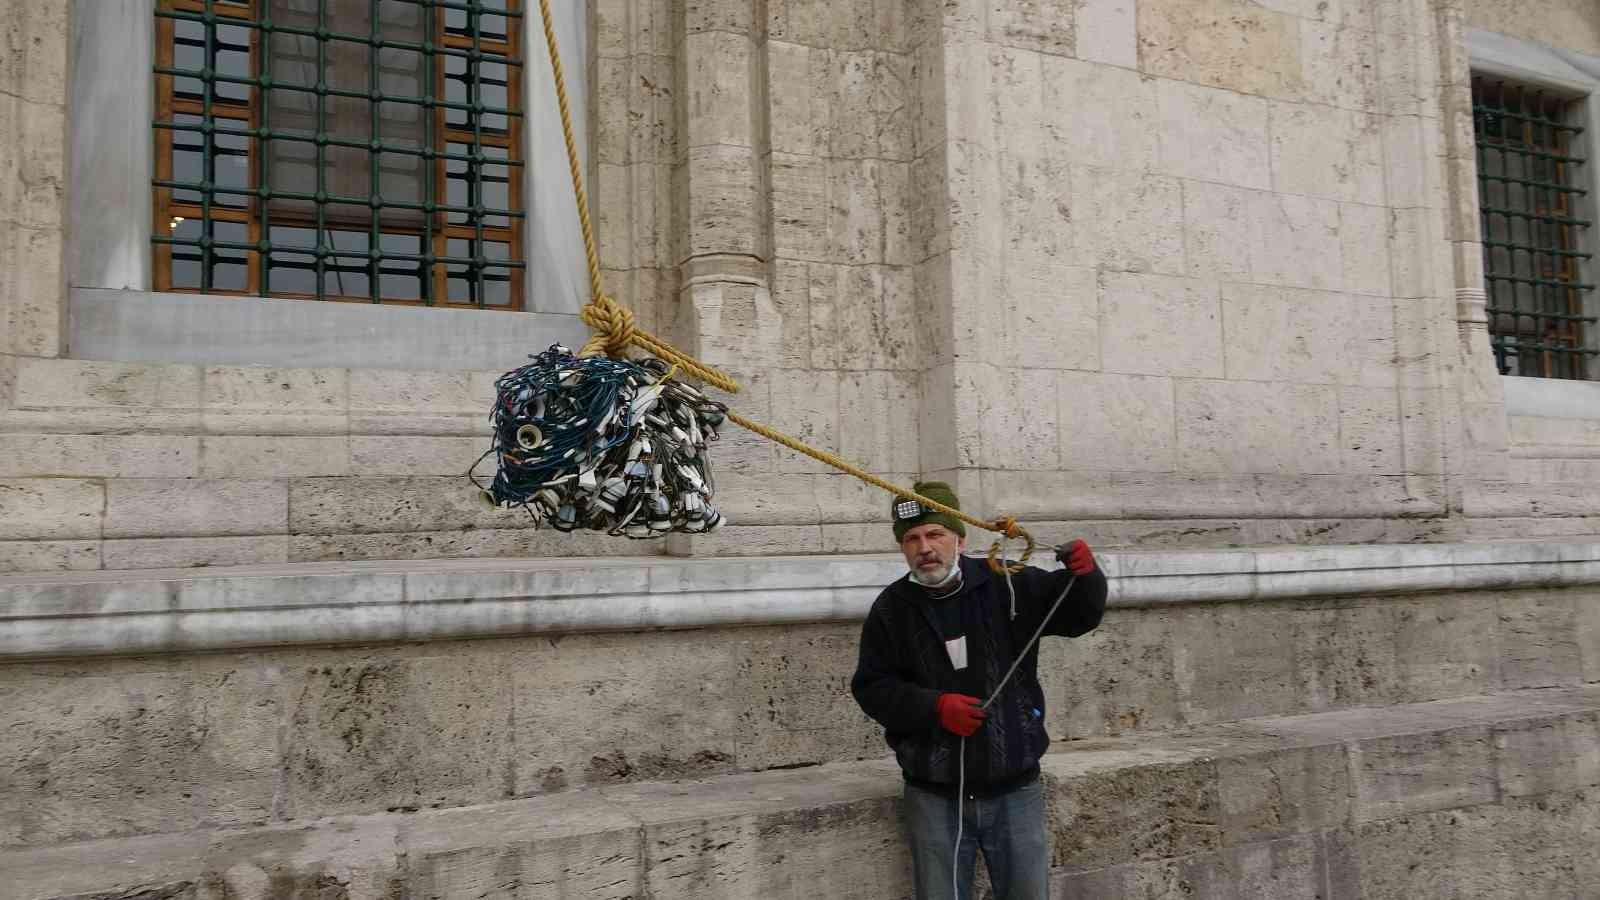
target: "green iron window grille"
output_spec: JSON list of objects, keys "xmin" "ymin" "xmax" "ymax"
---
[
  {"xmin": 1473, "ymin": 76, "xmax": 1597, "ymax": 379},
  {"xmin": 153, "ymin": 0, "xmax": 526, "ymax": 309}
]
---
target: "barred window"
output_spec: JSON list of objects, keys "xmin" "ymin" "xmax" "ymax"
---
[
  {"xmin": 1473, "ymin": 76, "xmax": 1597, "ymax": 379},
  {"xmin": 153, "ymin": 0, "xmax": 525, "ymax": 308}
]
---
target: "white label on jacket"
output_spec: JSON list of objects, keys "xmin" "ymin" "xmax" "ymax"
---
[{"xmin": 945, "ymin": 636, "xmax": 968, "ymax": 671}]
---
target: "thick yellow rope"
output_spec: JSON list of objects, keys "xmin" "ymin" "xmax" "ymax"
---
[
  {"xmin": 534, "ymin": 0, "xmax": 739, "ymax": 393},
  {"xmin": 532, "ymin": 0, "xmax": 1032, "ymax": 568}
]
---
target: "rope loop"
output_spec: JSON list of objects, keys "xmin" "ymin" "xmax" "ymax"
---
[{"xmin": 985, "ymin": 515, "xmax": 1034, "ymax": 575}]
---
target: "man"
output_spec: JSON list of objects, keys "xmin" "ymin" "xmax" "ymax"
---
[{"xmin": 851, "ymin": 482, "xmax": 1107, "ymax": 900}]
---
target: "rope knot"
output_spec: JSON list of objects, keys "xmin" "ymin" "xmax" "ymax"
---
[
  {"xmin": 985, "ymin": 515, "xmax": 1035, "ymax": 576},
  {"xmin": 580, "ymin": 294, "xmax": 637, "ymax": 358},
  {"xmin": 992, "ymin": 515, "xmax": 1024, "ymax": 540}
]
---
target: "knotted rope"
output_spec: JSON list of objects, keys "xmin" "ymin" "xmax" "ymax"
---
[{"xmin": 534, "ymin": 0, "xmax": 1033, "ymax": 571}]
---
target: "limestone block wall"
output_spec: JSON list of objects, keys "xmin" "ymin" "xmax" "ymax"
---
[
  {"xmin": 904, "ymin": 0, "xmax": 1480, "ymax": 535},
  {"xmin": 642, "ymin": 2, "xmax": 932, "ymax": 557},
  {"xmin": 0, "ymin": 0, "xmax": 69, "ymax": 363},
  {"xmin": 0, "ymin": 356, "xmax": 686, "ymax": 571},
  {"xmin": 1466, "ymin": 0, "xmax": 1600, "ymax": 57},
  {"xmin": 2, "ymin": 0, "xmax": 1596, "ymax": 573},
  {"xmin": 4, "ymin": 543, "xmax": 1597, "ymax": 850}
]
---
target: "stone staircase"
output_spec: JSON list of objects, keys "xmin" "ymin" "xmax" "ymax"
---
[
  {"xmin": 3, "ymin": 541, "xmax": 1599, "ymax": 898},
  {"xmin": 10, "ymin": 687, "xmax": 1600, "ymax": 898}
]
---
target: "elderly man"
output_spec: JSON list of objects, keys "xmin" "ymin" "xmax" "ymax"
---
[{"xmin": 851, "ymin": 481, "xmax": 1107, "ymax": 900}]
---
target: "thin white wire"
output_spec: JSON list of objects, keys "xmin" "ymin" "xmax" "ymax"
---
[{"xmin": 950, "ymin": 544, "xmax": 1077, "ymax": 900}]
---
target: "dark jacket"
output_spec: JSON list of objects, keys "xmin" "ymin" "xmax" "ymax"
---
[{"xmin": 850, "ymin": 554, "xmax": 1107, "ymax": 794}]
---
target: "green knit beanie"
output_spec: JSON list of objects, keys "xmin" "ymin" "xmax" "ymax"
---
[{"xmin": 891, "ymin": 481, "xmax": 967, "ymax": 543}]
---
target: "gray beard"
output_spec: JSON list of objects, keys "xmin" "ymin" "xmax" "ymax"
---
[{"xmin": 909, "ymin": 558, "xmax": 961, "ymax": 589}]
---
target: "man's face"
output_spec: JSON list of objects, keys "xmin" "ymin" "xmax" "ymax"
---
[{"xmin": 900, "ymin": 523, "xmax": 966, "ymax": 586}]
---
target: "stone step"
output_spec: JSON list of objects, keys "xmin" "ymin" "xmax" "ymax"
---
[
  {"xmin": 2, "ymin": 544, "xmax": 1598, "ymax": 852},
  {"xmin": 8, "ymin": 685, "xmax": 1599, "ymax": 900}
]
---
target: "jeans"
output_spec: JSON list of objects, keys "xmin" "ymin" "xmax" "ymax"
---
[{"xmin": 902, "ymin": 779, "xmax": 1050, "ymax": 900}]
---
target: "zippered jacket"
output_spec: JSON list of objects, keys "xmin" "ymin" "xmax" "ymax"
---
[{"xmin": 850, "ymin": 555, "xmax": 1107, "ymax": 794}]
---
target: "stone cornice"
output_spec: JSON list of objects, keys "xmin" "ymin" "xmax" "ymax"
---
[{"xmin": 2, "ymin": 540, "xmax": 1598, "ymax": 659}]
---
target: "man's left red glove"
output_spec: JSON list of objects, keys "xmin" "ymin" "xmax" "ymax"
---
[{"xmin": 1056, "ymin": 539, "xmax": 1095, "ymax": 575}]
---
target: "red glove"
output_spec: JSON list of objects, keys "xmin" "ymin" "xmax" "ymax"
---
[
  {"xmin": 936, "ymin": 693, "xmax": 986, "ymax": 737},
  {"xmin": 1057, "ymin": 539, "xmax": 1096, "ymax": 575}
]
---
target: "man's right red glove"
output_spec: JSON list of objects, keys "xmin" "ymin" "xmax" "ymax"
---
[{"xmin": 936, "ymin": 693, "xmax": 986, "ymax": 737}]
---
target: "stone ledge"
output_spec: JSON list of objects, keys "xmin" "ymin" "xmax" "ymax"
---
[
  {"xmin": 8, "ymin": 685, "xmax": 1599, "ymax": 899},
  {"xmin": 3, "ymin": 539, "xmax": 1600, "ymax": 659}
]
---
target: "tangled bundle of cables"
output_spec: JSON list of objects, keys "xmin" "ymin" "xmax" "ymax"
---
[{"xmin": 475, "ymin": 345, "xmax": 730, "ymax": 537}]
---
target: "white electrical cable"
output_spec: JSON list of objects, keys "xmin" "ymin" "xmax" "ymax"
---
[{"xmin": 950, "ymin": 561, "xmax": 1078, "ymax": 900}]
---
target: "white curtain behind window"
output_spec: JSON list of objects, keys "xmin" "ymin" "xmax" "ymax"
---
[{"xmin": 525, "ymin": 0, "xmax": 588, "ymax": 316}]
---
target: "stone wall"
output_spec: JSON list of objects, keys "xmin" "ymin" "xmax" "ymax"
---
[
  {"xmin": 1466, "ymin": 0, "xmax": 1600, "ymax": 57},
  {"xmin": 576, "ymin": 0, "xmax": 1547, "ymax": 557},
  {"xmin": 5, "ymin": 544, "xmax": 1600, "ymax": 897},
  {"xmin": 5, "ymin": 545, "xmax": 1597, "ymax": 850},
  {"xmin": 906, "ymin": 0, "xmax": 1476, "ymax": 529},
  {"xmin": 0, "ymin": 0, "xmax": 69, "ymax": 363},
  {"xmin": 1, "ymin": 0, "xmax": 1596, "ymax": 573}
]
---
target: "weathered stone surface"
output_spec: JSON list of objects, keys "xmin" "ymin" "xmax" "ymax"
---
[
  {"xmin": 729, "ymin": 626, "xmax": 885, "ymax": 770},
  {"xmin": 1339, "ymin": 202, "xmax": 1394, "ymax": 298},
  {"xmin": 287, "ymin": 476, "xmax": 506, "ymax": 536},
  {"xmin": 1269, "ymin": 103, "xmax": 1386, "ymax": 205},
  {"xmin": 1054, "ymin": 834, "xmax": 1328, "ymax": 900},
  {"xmin": 3, "ymin": 96, "xmax": 67, "ymax": 231},
  {"xmin": 614, "ymin": 764, "xmax": 908, "ymax": 900},
  {"xmin": 11, "ymin": 359, "xmax": 201, "ymax": 410},
  {"xmin": 1035, "ymin": 55, "xmax": 1158, "ymax": 170},
  {"xmin": 685, "ymin": 31, "xmax": 753, "ymax": 150},
  {"xmin": 1157, "ymin": 79, "xmax": 1271, "ymax": 190},
  {"xmin": 1325, "ymin": 788, "xmax": 1600, "ymax": 898},
  {"xmin": 0, "ymin": 479, "xmax": 101, "ymax": 541},
  {"xmin": 1496, "ymin": 590, "xmax": 1583, "ymax": 689},
  {"xmin": 1217, "ymin": 744, "xmax": 1351, "ymax": 843},
  {"xmin": 1175, "ymin": 380, "xmax": 1341, "ymax": 475},
  {"xmin": 1044, "ymin": 606, "xmax": 1181, "ymax": 737},
  {"xmin": 103, "ymin": 479, "xmax": 286, "ymax": 540},
  {"xmin": 1493, "ymin": 711, "xmax": 1600, "ymax": 799},
  {"xmin": 1249, "ymin": 191, "xmax": 1344, "ymax": 291},
  {"xmin": 964, "ymin": 364, "xmax": 1060, "ymax": 469},
  {"xmin": 198, "ymin": 436, "xmax": 351, "ymax": 479},
  {"xmin": 1182, "ymin": 179, "xmax": 1257, "ymax": 282},
  {"xmin": 1047, "ymin": 751, "xmax": 1223, "ymax": 870},
  {"xmin": 1099, "ymin": 272, "xmax": 1222, "ymax": 378},
  {"xmin": 0, "ymin": 659, "xmax": 283, "ymax": 847},
  {"xmin": 7, "ymin": 677, "xmax": 1600, "ymax": 896},
  {"xmin": 1071, "ymin": 167, "xmax": 1186, "ymax": 275},
  {"xmin": 1057, "ymin": 370, "xmax": 1177, "ymax": 473},
  {"xmin": 0, "ymin": 539, "xmax": 99, "ymax": 572},
  {"xmin": 987, "ymin": 0, "xmax": 1075, "ymax": 56},
  {"xmin": 285, "ymin": 528, "xmax": 664, "ymax": 563},
  {"xmin": 510, "ymin": 631, "xmax": 741, "ymax": 795},
  {"xmin": 277, "ymin": 648, "xmax": 516, "ymax": 819},
  {"xmin": 1349, "ymin": 726, "xmax": 1496, "ymax": 822},
  {"xmin": 1075, "ymin": 0, "xmax": 1137, "ymax": 68},
  {"xmin": 1298, "ymin": 17, "xmax": 1380, "ymax": 112},
  {"xmin": 1466, "ymin": 0, "xmax": 1600, "ymax": 58},
  {"xmin": 1137, "ymin": 0, "xmax": 1302, "ymax": 97},
  {"xmin": 400, "ymin": 794, "xmax": 641, "ymax": 899},
  {"xmin": 101, "ymin": 536, "xmax": 291, "ymax": 571},
  {"xmin": 1338, "ymin": 387, "xmax": 1406, "ymax": 475},
  {"xmin": 0, "ymin": 434, "xmax": 199, "ymax": 478},
  {"xmin": 1220, "ymin": 284, "xmax": 1395, "ymax": 387},
  {"xmin": 1170, "ymin": 601, "xmax": 1301, "ymax": 723}
]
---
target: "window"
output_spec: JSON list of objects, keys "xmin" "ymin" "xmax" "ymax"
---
[
  {"xmin": 1472, "ymin": 75, "xmax": 1598, "ymax": 379},
  {"xmin": 153, "ymin": 0, "xmax": 526, "ymax": 309}
]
